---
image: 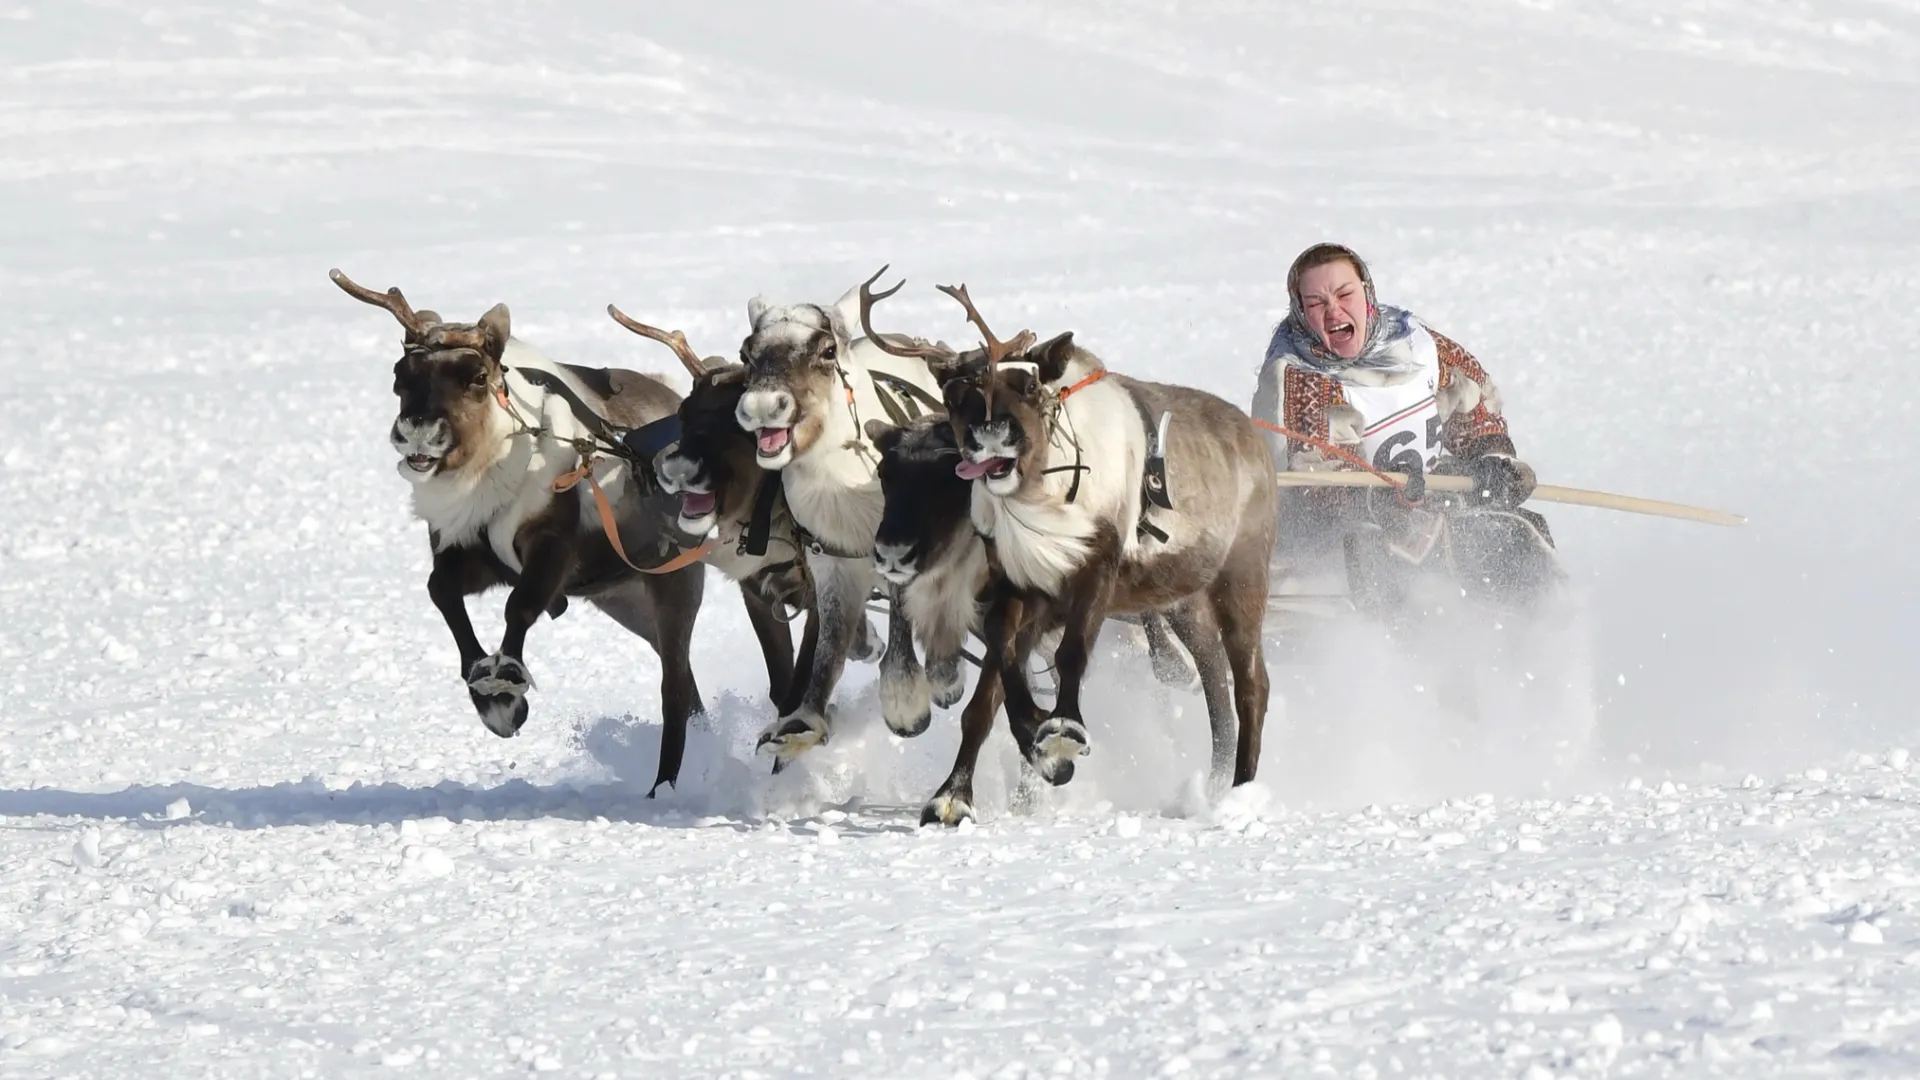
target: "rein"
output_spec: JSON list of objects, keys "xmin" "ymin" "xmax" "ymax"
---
[
  {"xmin": 487, "ymin": 364, "xmax": 719, "ymax": 576},
  {"xmin": 1250, "ymin": 416, "xmax": 1425, "ymax": 506}
]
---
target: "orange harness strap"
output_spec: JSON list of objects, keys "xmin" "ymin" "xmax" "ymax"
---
[
  {"xmin": 553, "ymin": 456, "xmax": 718, "ymax": 575},
  {"xmin": 1055, "ymin": 368, "xmax": 1106, "ymax": 402}
]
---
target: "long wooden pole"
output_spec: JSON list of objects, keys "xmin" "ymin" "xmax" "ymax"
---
[{"xmin": 1273, "ymin": 470, "xmax": 1747, "ymax": 527}]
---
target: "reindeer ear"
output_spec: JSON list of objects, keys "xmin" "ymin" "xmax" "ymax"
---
[
  {"xmin": 747, "ymin": 295, "xmax": 771, "ymax": 329},
  {"xmin": 829, "ymin": 284, "xmax": 863, "ymax": 341},
  {"xmin": 476, "ymin": 303, "xmax": 511, "ymax": 361},
  {"xmin": 1028, "ymin": 331, "xmax": 1076, "ymax": 384},
  {"xmin": 942, "ymin": 375, "xmax": 973, "ymax": 416},
  {"xmin": 864, "ymin": 418, "xmax": 898, "ymax": 447}
]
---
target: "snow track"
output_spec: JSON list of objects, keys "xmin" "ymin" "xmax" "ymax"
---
[{"xmin": 3, "ymin": 0, "xmax": 1919, "ymax": 1075}]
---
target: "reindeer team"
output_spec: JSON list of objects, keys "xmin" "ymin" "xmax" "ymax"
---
[{"xmin": 333, "ymin": 262, "xmax": 1276, "ymax": 825}]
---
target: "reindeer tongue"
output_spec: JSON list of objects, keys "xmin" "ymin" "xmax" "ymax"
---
[
  {"xmin": 756, "ymin": 428, "xmax": 791, "ymax": 455},
  {"xmin": 955, "ymin": 458, "xmax": 994, "ymax": 480},
  {"xmin": 682, "ymin": 492, "xmax": 716, "ymax": 517}
]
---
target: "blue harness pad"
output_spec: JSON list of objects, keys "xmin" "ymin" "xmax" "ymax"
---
[{"xmin": 621, "ymin": 414, "xmax": 683, "ymax": 461}]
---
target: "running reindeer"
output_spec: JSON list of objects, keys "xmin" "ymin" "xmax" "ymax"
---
[
  {"xmin": 862, "ymin": 275, "xmax": 1278, "ymax": 822},
  {"xmin": 858, "ymin": 284, "xmax": 1198, "ymax": 764},
  {"xmin": 602, "ymin": 303, "xmax": 890, "ymax": 721},
  {"xmin": 335, "ymin": 269, "xmax": 779, "ymax": 796},
  {"xmin": 726, "ymin": 273, "xmax": 956, "ymax": 767}
]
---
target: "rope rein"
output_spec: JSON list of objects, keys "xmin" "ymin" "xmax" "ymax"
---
[
  {"xmin": 1249, "ymin": 416, "xmax": 1424, "ymax": 507},
  {"xmin": 487, "ymin": 369, "xmax": 717, "ymax": 576}
]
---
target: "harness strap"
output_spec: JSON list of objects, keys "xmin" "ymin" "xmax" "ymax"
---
[
  {"xmin": 553, "ymin": 456, "xmax": 717, "ymax": 575},
  {"xmin": 742, "ymin": 471, "xmax": 783, "ymax": 558},
  {"xmin": 869, "ymin": 370, "xmax": 946, "ymax": 421},
  {"xmin": 1056, "ymin": 368, "xmax": 1107, "ymax": 401},
  {"xmin": 1124, "ymin": 390, "xmax": 1173, "ymax": 543},
  {"xmin": 793, "ymin": 523, "xmax": 867, "ymax": 561},
  {"xmin": 511, "ymin": 365, "xmax": 637, "ymax": 463}
]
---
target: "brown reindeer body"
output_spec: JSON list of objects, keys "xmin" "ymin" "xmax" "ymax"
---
[
  {"xmin": 940, "ymin": 324, "xmax": 1277, "ymax": 814},
  {"xmin": 336, "ymin": 270, "xmax": 793, "ymax": 797}
]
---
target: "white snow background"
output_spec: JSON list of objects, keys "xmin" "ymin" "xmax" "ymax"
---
[{"xmin": 3, "ymin": 1, "xmax": 1919, "ymax": 1076}]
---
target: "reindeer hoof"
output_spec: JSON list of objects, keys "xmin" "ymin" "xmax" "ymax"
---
[
  {"xmin": 756, "ymin": 710, "xmax": 829, "ymax": 764},
  {"xmin": 929, "ymin": 660, "xmax": 966, "ymax": 708},
  {"xmin": 1030, "ymin": 717, "xmax": 1090, "ymax": 786},
  {"xmin": 851, "ymin": 617, "xmax": 886, "ymax": 664},
  {"xmin": 880, "ymin": 669, "xmax": 933, "ymax": 738},
  {"xmin": 467, "ymin": 655, "xmax": 532, "ymax": 738},
  {"xmin": 920, "ymin": 790, "xmax": 975, "ymax": 827}
]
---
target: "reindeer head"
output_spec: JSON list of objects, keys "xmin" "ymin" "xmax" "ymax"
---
[
  {"xmin": 331, "ymin": 269, "xmax": 512, "ymax": 485},
  {"xmin": 868, "ymin": 414, "xmax": 969, "ymax": 586},
  {"xmin": 732, "ymin": 287, "xmax": 861, "ymax": 470},
  {"xmin": 853, "ymin": 269, "xmax": 1054, "ymax": 501},
  {"xmin": 910, "ymin": 285, "xmax": 1077, "ymax": 501},
  {"xmin": 604, "ymin": 304, "xmax": 740, "ymax": 540}
]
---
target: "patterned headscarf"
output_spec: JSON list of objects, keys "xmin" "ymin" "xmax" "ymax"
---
[{"xmin": 1264, "ymin": 242, "xmax": 1424, "ymax": 382}]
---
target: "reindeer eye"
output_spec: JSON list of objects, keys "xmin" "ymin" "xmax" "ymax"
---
[{"xmin": 820, "ymin": 341, "xmax": 837, "ymax": 362}]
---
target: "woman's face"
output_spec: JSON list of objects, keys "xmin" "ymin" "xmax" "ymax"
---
[{"xmin": 1295, "ymin": 260, "xmax": 1370, "ymax": 359}]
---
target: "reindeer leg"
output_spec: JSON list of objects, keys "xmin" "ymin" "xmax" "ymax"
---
[
  {"xmin": 739, "ymin": 583, "xmax": 797, "ymax": 713},
  {"xmin": 426, "ymin": 544, "xmax": 498, "ymax": 681},
  {"xmin": 850, "ymin": 607, "xmax": 887, "ymax": 664},
  {"xmin": 1023, "ymin": 570, "xmax": 1113, "ymax": 787},
  {"xmin": 923, "ymin": 590, "xmax": 1024, "ymax": 826},
  {"xmin": 877, "ymin": 583, "xmax": 932, "ymax": 738},
  {"xmin": 1213, "ymin": 558, "xmax": 1272, "ymax": 787},
  {"xmin": 1142, "ymin": 610, "xmax": 1201, "ymax": 691},
  {"xmin": 466, "ymin": 527, "xmax": 578, "ymax": 739},
  {"xmin": 1161, "ymin": 598, "xmax": 1237, "ymax": 796},
  {"xmin": 778, "ymin": 608, "xmax": 822, "ymax": 719},
  {"xmin": 587, "ymin": 569, "xmax": 707, "ymax": 797},
  {"xmin": 759, "ymin": 553, "xmax": 870, "ymax": 770}
]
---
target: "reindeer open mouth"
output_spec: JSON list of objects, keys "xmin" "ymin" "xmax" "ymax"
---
[
  {"xmin": 404, "ymin": 453, "xmax": 440, "ymax": 474},
  {"xmin": 676, "ymin": 491, "xmax": 720, "ymax": 535},
  {"xmin": 955, "ymin": 456, "xmax": 1016, "ymax": 482},
  {"xmin": 754, "ymin": 427, "xmax": 792, "ymax": 459}
]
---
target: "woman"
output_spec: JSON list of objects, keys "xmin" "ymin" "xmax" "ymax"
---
[{"xmin": 1251, "ymin": 242, "xmax": 1560, "ymax": 617}]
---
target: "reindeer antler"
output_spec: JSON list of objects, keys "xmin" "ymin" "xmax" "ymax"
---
[
  {"xmin": 329, "ymin": 268, "xmax": 430, "ymax": 337},
  {"xmin": 857, "ymin": 264, "xmax": 957, "ymax": 363},
  {"xmin": 606, "ymin": 303, "xmax": 709, "ymax": 381},
  {"xmin": 936, "ymin": 283, "xmax": 1035, "ymax": 366},
  {"xmin": 936, "ymin": 282, "xmax": 1036, "ymax": 409}
]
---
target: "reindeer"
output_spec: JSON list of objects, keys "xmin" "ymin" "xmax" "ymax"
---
[
  {"xmin": 935, "ymin": 284, "xmax": 1276, "ymax": 802},
  {"xmin": 855, "ymin": 290, "xmax": 1225, "ymax": 824},
  {"xmin": 726, "ymin": 267, "xmax": 955, "ymax": 767},
  {"xmin": 334, "ymin": 269, "xmax": 775, "ymax": 797},
  {"xmin": 603, "ymin": 305, "xmax": 889, "ymax": 723},
  {"xmin": 860, "ymin": 280, "xmax": 1277, "ymax": 816}
]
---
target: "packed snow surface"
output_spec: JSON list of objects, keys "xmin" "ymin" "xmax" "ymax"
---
[{"xmin": 3, "ymin": 1, "xmax": 1919, "ymax": 1076}]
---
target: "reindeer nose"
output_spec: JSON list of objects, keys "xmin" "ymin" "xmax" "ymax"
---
[{"xmin": 771, "ymin": 391, "xmax": 793, "ymax": 415}]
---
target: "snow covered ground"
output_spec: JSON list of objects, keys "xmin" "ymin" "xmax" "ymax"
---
[{"xmin": 3, "ymin": 1, "xmax": 1919, "ymax": 1075}]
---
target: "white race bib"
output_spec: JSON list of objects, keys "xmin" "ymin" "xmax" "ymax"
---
[{"xmin": 1340, "ymin": 328, "xmax": 1444, "ymax": 473}]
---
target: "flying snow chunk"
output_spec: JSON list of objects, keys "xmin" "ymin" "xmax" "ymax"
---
[
  {"xmin": 163, "ymin": 798, "xmax": 192, "ymax": 821},
  {"xmin": 1506, "ymin": 987, "xmax": 1571, "ymax": 1014},
  {"xmin": 72, "ymin": 827, "xmax": 105, "ymax": 869},
  {"xmin": 1847, "ymin": 922, "xmax": 1885, "ymax": 945},
  {"xmin": 401, "ymin": 845, "xmax": 454, "ymax": 878}
]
